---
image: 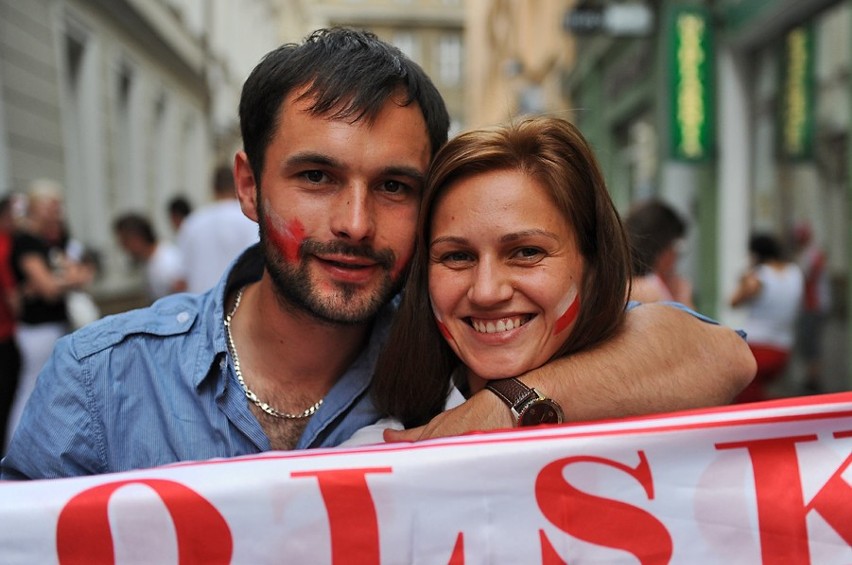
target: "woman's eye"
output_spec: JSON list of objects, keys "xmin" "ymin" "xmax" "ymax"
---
[
  {"xmin": 444, "ymin": 252, "xmax": 469, "ymax": 262},
  {"xmin": 436, "ymin": 251, "xmax": 473, "ymax": 265},
  {"xmin": 515, "ymin": 247, "xmax": 544, "ymax": 260}
]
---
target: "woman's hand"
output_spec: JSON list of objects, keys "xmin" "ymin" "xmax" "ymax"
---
[{"xmin": 383, "ymin": 389, "xmax": 513, "ymax": 442}]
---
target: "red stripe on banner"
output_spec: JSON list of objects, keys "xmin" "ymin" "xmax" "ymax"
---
[{"xmin": 150, "ymin": 392, "xmax": 852, "ymax": 469}]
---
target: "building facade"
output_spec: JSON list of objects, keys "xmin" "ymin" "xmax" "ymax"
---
[
  {"xmin": 0, "ymin": 0, "xmax": 282, "ymax": 310},
  {"xmin": 464, "ymin": 0, "xmax": 577, "ymax": 128},
  {"xmin": 563, "ymin": 0, "xmax": 851, "ymax": 390},
  {"xmin": 290, "ymin": 0, "xmax": 467, "ymax": 135}
]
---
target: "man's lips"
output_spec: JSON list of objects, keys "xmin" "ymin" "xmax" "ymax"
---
[
  {"xmin": 315, "ymin": 254, "xmax": 378, "ymax": 269},
  {"xmin": 312, "ymin": 254, "xmax": 382, "ymax": 284}
]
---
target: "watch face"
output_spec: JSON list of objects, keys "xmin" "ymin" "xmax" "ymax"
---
[{"xmin": 519, "ymin": 399, "xmax": 564, "ymax": 426}]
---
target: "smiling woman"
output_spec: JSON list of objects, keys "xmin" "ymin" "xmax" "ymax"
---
[
  {"xmin": 369, "ymin": 116, "xmax": 632, "ymax": 429},
  {"xmin": 428, "ymin": 168, "xmax": 586, "ymax": 389}
]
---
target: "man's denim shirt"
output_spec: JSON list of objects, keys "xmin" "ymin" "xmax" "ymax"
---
[{"xmin": 1, "ymin": 245, "xmax": 390, "ymax": 480}]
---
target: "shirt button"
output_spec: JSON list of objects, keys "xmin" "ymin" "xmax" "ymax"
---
[{"xmin": 176, "ymin": 312, "xmax": 190, "ymax": 323}]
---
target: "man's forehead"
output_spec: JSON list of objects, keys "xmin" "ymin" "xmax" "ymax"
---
[{"xmin": 275, "ymin": 87, "xmax": 431, "ymax": 155}]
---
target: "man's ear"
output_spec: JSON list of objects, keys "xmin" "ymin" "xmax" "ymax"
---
[{"xmin": 233, "ymin": 151, "xmax": 259, "ymax": 222}]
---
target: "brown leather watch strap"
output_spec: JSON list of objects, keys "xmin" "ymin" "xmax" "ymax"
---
[{"xmin": 485, "ymin": 378, "xmax": 537, "ymax": 414}]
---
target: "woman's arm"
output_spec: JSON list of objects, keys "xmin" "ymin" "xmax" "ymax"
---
[
  {"xmin": 19, "ymin": 253, "xmax": 93, "ymax": 301},
  {"xmin": 385, "ymin": 302, "xmax": 756, "ymax": 441},
  {"xmin": 730, "ymin": 270, "xmax": 761, "ymax": 307}
]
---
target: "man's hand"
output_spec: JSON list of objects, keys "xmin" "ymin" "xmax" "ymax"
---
[
  {"xmin": 384, "ymin": 303, "xmax": 755, "ymax": 443},
  {"xmin": 383, "ymin": 389, "xmax": 514, "ymax": 442}
]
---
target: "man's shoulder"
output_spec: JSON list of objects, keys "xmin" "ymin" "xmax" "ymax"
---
[{"xmin": 67, "ymin": 293, "xmax": 205, "ymax": 360}]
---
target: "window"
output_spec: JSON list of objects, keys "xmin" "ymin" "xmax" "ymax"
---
[
  {"xmin": 438, "ymin": 33, "xmax": 462, "ymax": 86},
  {"xmin": 393, "ymin": 32, "xmax": 419, "ymax": 63}
]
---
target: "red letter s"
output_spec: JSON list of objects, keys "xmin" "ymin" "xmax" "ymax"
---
[{"xmin": 536, "ymin": 452, "xmax": 672, "ymax": 565}]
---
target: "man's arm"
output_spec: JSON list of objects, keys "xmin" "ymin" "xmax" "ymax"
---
[
  {"xmin": 385, "ymin": 302, "xmax": 756, "ymax": 441},
  {"xmin": 1, "ymin": 337, "xmax": 103, "ymax": 479}
]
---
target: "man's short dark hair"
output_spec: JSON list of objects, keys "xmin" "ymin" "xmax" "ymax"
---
[
  {"xmin": 238, "ymin": 27, "xmax": 450, "ymax": 182},
  {"xmin": 749, "ymin": 232, "xmax": 785, "ymax": 263},
  {"xmin": 167, "ymin": 195, "xmax": 191, "ymax": 218},
  {"xmin": 625, "ymin": 199, "xmax": 687, "ymax": 276},
  {"xmin": 114, "ymin": 213, "xmax": 157, "ymax": 245}
]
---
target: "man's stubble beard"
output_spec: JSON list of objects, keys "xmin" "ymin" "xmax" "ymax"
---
[{"xmin": 257, "ymin": 201, "xmax": 404, "ymax": 325}]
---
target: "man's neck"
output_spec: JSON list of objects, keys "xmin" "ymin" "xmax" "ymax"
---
[{"xmin": 228, "ymin": 276, "xmax": 373, "ymax": 398}]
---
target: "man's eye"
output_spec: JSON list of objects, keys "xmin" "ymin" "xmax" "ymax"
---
[
  {"xmin": 303, "ymin": 170, "xmax": 326, "ymax": 183},
  {"xmin": 381, "ymin": 180, "xmax": 408, "ymax": 194}
]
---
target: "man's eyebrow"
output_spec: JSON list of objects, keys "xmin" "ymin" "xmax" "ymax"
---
[
  {"xmin": 286, "ymin": 152, "xmax": 425, "ymax": 182},
  {"xmin": 383, "ymin": 166, "xmax": 425, "ymax": 183},
  {"xmin": 285, "ymin": 152, "xmax": 340, "ymax": 169}
]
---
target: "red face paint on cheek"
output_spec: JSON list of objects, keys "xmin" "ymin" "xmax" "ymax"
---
[
  {"xmin": 435, "ymin": 318, "xmax": 456, "ymax": 345},
  {"xmin": 267, "ymin": 217, "xmax": 306, "ymax": 264},
  {"xmin": 553, "ymin": 293, "xmax": 580, "ymax": 335}
]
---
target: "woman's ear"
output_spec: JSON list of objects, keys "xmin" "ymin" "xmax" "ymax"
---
[{"xmin": 233, "ymin": 151, "xmax": 259, "ymax": 222}]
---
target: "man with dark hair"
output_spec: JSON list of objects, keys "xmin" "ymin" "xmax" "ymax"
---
[
  {"xmin": 625, "ymin": 198, "xmax": 694, "ymax": 307},
  {"xmin": 2, "ymin": 28, "xmax": 754, "ymax": 479},
  {"xmin": 166, "ymin": 195, "xmax": 191, "ymax": 233},
  {"xmin": 177, "ymin": 164, "xmax": 258, "ymax": 293},
  {"xmin": 113, "ymin": 212, "xmax": 185, "ymax": 301}
]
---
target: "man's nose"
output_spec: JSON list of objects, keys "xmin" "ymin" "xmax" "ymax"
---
[{"xmin": 330, "ymin": 184, "xmax": 375, "ymax": 243}]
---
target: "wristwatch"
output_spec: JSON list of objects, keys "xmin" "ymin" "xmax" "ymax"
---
[{"xmin": 485, "ymin": 378, "xmax": 564, "ymax": 427}]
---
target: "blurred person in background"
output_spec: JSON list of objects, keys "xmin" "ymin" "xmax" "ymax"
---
[
  {"xmin": 792, "ymin": 222, "xmax": 831, "ymax": 394},
  {"xmin": 167, "ymin": 195, "xmax": 192, "ymax": 235},
  {"xmin": 730, "ymin": 232, "xmax": 803, "ymax": 403},
  {"xmin": 625, "ymin": 198, "xmax": 694, "ymax": 308},
  {"xmin": 177, "ymin": 165, "xmax": 258, "ymax": 293},
  {"xmin": 6, "ymin": 180, "xmax": 95, "ymax": 449},
  {"xmin": 114, "ymin": 212, "xmax": 186, "ymax": 302},
  {"xmin": 0, "ymin": 194, "xmax": 21, "ymax": 455}
]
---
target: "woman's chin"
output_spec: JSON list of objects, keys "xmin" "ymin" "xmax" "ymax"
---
[{"xmin": 467, "ymin": 363, "xmax": 535, "ymax": 381}]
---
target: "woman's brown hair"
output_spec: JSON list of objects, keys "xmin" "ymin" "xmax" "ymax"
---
[{"xmin": 371, "ymin": 116, "xmax": 631, "ymax": 427}]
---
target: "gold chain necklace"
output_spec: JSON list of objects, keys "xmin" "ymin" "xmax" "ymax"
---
[{"xmin": 224, "ymin": 286, "xmax": 323, "ymax": 419}]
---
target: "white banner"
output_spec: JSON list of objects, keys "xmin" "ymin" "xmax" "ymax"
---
[{"xmin": 1, "ymin": 393, "xmax": 850, "ymax": 564}]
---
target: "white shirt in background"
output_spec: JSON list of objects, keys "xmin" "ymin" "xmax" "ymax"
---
[
  {"xmin": 146, "ymin": 241, "xmax": 184, "ymax": 300},
  {"xmin": 744, "ymin": 263, "xmax": 804, "ymax": 349},
  {"xmin": 178, "ymin": 200, "xmax": 258, "ymax": 294}
]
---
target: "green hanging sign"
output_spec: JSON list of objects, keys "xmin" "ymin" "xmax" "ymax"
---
[
  {"xmin": 668, "ymin": 5, "xmax": 715, "ymax": 161},
  {"xmin": 780, "ymin": 25, "xmax": 815, "ymax": 160}
]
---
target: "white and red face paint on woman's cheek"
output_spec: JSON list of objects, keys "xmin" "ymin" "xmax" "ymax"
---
[
  {"xmin": 430, "ymin": 298, "xmax": 457, "ymax": 345},
  {"xmin": 264, "ymin": 205, "xmax": 305, "ymax": 265},
  {"xmin": 553, "ymin": 286, "xmax": 580, "ymax": 335}
]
